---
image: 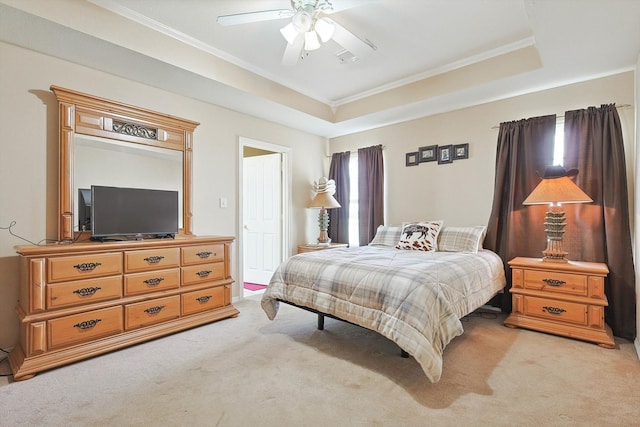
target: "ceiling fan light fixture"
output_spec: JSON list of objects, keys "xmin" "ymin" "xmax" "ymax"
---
[
  {"xmin": 304, "ymin": 31, "xmax": 321, "ymax": 51},
  {"xmin": 314, "ymin": 18, "xmax": 335, "ymax": 42},
  {"xmin": 292, "ymin": 10, "xmax": 312, "ymax": 32},
  {"xmin": 280, "ymin": 22, "xmax": 299, "ymax": 45}
]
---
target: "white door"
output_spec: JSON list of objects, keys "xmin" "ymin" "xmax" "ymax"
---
[{"xmin": 243, "ymin": 153, "xmax": 282, "ymax": 285}]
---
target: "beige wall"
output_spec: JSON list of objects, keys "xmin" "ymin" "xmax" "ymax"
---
[
  {"xmin": 0, "ymin": 41, "xmax": 327, "ymax": 349},
  {"xmin": 635, "ymin": 54, "xmax": 640, "ymax": 352},
  {"xmin": 1, "ymin": 39, "xmax": 637, "ymax": 350},
  {"xmin": 330, "ymin": 72, "xmax": 636, "ymax": 233}
]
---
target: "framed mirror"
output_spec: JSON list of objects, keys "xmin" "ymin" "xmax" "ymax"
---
[{"xmin": 52, "ymin": 86, "xmax": 199, "ymax": 241}]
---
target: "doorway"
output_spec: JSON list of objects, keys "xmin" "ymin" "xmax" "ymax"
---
[{"xmin": 238, "ymin": 137, "xmax": 290, "ymax": 299}]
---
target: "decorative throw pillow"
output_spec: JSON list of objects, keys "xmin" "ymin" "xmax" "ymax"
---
[
  {"xmin": 437, "ymin": 226, "xmax": 487, "ymax": 253},
  {"xmin": 395, "ymin": 221, "xmax": 443, "ymax": 251},
  {"xmin": 368, "ymin": 225, "xmax": 403, "ymax": 247}
]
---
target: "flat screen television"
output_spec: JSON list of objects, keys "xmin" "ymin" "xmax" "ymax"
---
[
  {"xmin": 90, "ymin": 185, "xmax": 179, "ymax": 240},
  {"xmin": 78, "ymin": 188, "xmax": 92, "ymax": 232}
]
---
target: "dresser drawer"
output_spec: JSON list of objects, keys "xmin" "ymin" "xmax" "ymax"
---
[
  {"xmin": 48, "ymin": 306, "xmax": 123, "ymax": 349},
  {"xmin": 523, "ymin": 270, "xmax": 588, "ymax": 297},
  {"xmin": 48, "ymin": 252, "xmax": 122, "ymax": 283},
  {"xmin": 181, "ymin": 244, "xmax": 225, "ymax": 265},
  {"xmin": 182, "ymin": 262, "xmax": 225, "ymax": 285},
  {"xmin": 523, "ymin": 295, "xmax": 588, "ymax": 326},
  {"xmin": 124, "ymin": 268, "xmax": 180, "ymax": 296},
  {"xmin": 125, "ymin": 296, "xmax": 180, "ymax": 330},
  {"xmin": 48, "ymin": 276, "xmax": 122, "ymax": 309},
  {"xmin": 124, "ymin": 248, "xmax": 180, "ymax": 273},
  {"xmin": 181, "ymin": 286, "xmax": 225, "ymax": 315}
]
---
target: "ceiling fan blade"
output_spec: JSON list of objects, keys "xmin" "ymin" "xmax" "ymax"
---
[
  {"xmin": 330, "ymin": 20, "xmax": 375, "ymax": 60},
  {"xmin": 323, "ymin": 0, "xmax": 375, "ymax": 14},
  {"xmin": 281, "ymin": 35, "xmax": 305, "ymax": 66},
  {"xmin": 217, "ymin": 9, "xmax": 293, "ymax": 26}
]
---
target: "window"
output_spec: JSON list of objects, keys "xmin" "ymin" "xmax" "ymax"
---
[
  {"xmin": 553, "ymin": 120, "xmax": 564, "ymax": 166},
  {"xmin": 348, "ymin": 153, "xmax": 359, "ymax": 247}
]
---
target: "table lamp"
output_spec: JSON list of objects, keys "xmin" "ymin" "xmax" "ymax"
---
[
  {"xmin": 309, "ymin": 177, "xmax": 341, "ymax": 245},
  {"xmin": 523, "ymin": 165, "xmax": 592, "ymax": 261}
]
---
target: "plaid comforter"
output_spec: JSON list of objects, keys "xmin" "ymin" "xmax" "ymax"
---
[{"xmin": 261, "ymin": 246, "xmax": 506, "ymax": 382}]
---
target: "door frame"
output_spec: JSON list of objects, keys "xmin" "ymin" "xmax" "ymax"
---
[{"xmin": 237, "ymin": 136, "xmax": 290, "ymax": 300}]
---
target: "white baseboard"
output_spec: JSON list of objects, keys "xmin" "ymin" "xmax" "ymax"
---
[{"xmin": 634, "ymin": 337, "xmax": 640, "ymax": 361}]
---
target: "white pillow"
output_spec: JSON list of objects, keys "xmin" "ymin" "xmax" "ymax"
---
[
  {"xmin": 437, "ymin": 226, "xmax": 487, "ymax": 253},
  {"xmin": 395, "ymin": 221, "xmax": 443, "ymax": 252},
  {"xmin": 368, "ymin": 225, "xmax": 402, "ymax": 247}
]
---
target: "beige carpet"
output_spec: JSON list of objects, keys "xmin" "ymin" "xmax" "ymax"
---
[{"xmin": 1, "ymin": 296, "xmax": 638, "ymax": 426}]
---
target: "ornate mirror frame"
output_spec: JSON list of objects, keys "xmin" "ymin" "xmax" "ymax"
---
[{"xmin": 52, "ymin": 86, "xmax": 199, "ymax": 241}]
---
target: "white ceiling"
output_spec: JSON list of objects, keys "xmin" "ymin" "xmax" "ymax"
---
[{"xmin": 1, "ymin": 0, "xmax": 639, "ymax": 137}]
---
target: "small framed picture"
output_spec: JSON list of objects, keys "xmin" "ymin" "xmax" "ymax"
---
[
  {"xmin": 418, "ymin": 145, "xmax": 437, "ymax": 162},
  {"xmin": 437, "ymin": 145, "xmax": 453, "ymax": 164},
  {"xmin": 454, "ymin": 143, "xmax": 469, "ymax": 160},
  {"xmin": 405, "ymin": 152, "xmax": 419, "ymax": 166}
]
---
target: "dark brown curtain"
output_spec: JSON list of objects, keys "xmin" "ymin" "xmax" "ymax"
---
[
  {"xmin": 563, "ymin": 104, "xmax": 636, "ymax": 340},
  {"xmin": 484, "ymin": 115, "xmax": 556, "ymax": 311},
  {"xmin": 328, "ymin": 151, "xmax": 350, "ymax": 244},
  {"xmin": 358, "ymin": 145, "xmax": 384, "ymax": 246}
]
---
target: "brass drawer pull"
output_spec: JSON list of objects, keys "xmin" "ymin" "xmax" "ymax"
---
[
  {"xmin": 143, "ymin": 277, "xmax": 164, "ymax": 286},
  {"xmin": 144, "ymin": 305, "xmax": 165, "ymax": 315},
  {"xmin": 195, "ymin": 295, "xmax": 212, "ymax": 304},
  {"xmin": 196, "ymin": 251, "xmax": 213, "ymax": 258},
  {"xmin": 73, "ymin": 319, "xmax": 102, "ymax": 330},
  {"xmin": 542, "ymin": 278, "xmax": 566, "ymax": 287},
  {"xmin": 73, "ymin": 262, "xmax": 102, "ymax": 272},
  {"xmin": 543, "ymin": 306, "xmax": 566, "ymax": 315},
  {"xmin": 143, "ymin": 255, "xmax": 165, "ymax": 264},
  {"xmin": 196, "ymin": 270, "xmax": 212, "ymax": 278},
  {"xmin": 73, "ymin": 287, "xmax": 102, "ymax": 297}
]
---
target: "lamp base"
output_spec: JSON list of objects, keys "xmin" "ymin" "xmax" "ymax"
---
[
  {"xmin": 317, "ymin": 230, "xmax": 331, "ymax": 245},
  {"xmin": 316, "ymin": 207, "xmax": 331, "ymax": 245},
  {"xmin": 541, "ymin": 209, "xmax": 568, "ymax": 262}
]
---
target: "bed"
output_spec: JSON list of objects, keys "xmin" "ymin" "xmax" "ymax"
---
[{"xmin": 260, "ymin": 224, "xmax": 506, "ymax": 382}]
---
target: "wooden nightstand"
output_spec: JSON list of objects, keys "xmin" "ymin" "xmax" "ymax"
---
[
  {"xmin": 504, "ymin": 257, "xmax": 615, "ymax": 348},
  {"xmin": 297, "ymin": 243, "xmax": 348, "ymax": 254}
]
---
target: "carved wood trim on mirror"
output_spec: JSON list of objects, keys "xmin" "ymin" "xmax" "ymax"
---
[{"xmin": 51, "ymin": 86, "xmax": 199, "ymax": 241}]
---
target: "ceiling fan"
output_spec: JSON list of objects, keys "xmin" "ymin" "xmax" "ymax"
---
[{"xmin": 216, "ymin": 0, "xmax": 375, "ymax": 66}]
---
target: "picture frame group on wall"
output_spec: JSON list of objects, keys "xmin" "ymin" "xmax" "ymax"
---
[{"xmin": 405, "ymin": 143, "xmax": 470, "ymax": 167}]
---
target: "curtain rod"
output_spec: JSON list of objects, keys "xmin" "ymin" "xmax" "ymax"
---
[
  {"xmin": 327, "ymin": 145, "xmax": 386, "ymax": 157},
  {"xmin": 490, "ymin": 104, "xmax": 633, "ymax": 130}
]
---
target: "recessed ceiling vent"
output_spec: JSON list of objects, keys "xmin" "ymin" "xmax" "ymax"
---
[{"xmin": 335, "ymin": 49, "xmax": 358, "ymax": 64}]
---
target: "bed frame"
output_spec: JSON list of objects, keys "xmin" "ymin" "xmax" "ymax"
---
[{"xmin": 278, "ymin": 299, "xmax": 410, "ymax": 358}]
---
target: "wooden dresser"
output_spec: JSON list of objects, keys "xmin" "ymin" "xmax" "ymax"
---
[
  {"xmin": 504, "ymin": 257, "xmax": 614, "ymax": 348},
  {"xmin": 8, "ymin": 235, "xmax": 238, "ymax": 380}
]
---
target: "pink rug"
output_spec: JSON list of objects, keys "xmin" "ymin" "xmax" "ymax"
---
[{"xmin": 244, "ymin": 282, "xmax": 268, "ymax": 291}]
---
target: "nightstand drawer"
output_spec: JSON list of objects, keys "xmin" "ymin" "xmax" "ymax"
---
[
  {"xmin": 523, "ymin": 270, "xmax": 587, "ymax": 297},
  {"xmin": 523, "ymin": 296, "xmax": 588, "ymax": 326}
]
